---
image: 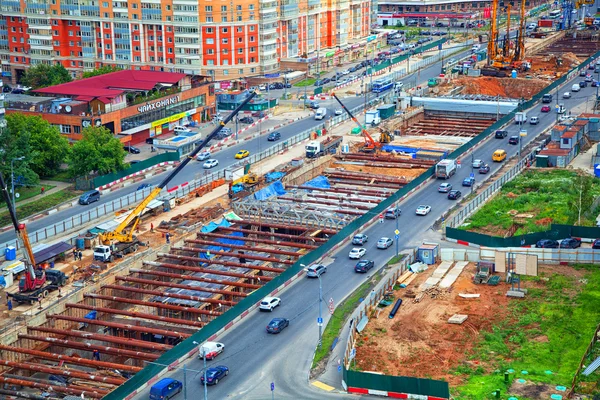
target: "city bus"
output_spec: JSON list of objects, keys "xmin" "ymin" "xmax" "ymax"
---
[
  {"xmin": 371, "ymin": 77, "xmax": 394, "ymax": 93},
  {"xmin": 548, "ymin": 10, "xmax": 562, "ymax": 19}
]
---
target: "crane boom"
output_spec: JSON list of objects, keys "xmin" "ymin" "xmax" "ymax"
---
[
  {"xmin": 487, "ymin": 0, "xmax": 499, "ymax": 63},
  {"xmin": 100, "ymin": 90, "xmax": 259, "ymax": 244},
  {"xmin": 331, "ymin": 93, "xmax": 379, "ymax": 152}
]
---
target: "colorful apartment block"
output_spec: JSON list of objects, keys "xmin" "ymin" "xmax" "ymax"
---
[{"xmin": 0, "ymin": 0, "xmax": 371, "ymax": 82}]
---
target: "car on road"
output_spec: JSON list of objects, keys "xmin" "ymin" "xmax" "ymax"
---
[
  {"xmin": 585, "ymin": 75, "xmax": 593, "ymax": 82},
  {"xmin": 335, "ymin": 109, "xmax": 343, "ymax": 115},
  {"xmin": 259, "ymin": 296, "xmax": 281, "ymax": 311},
  {"xmin": 563, "ymin": 92, "xmax": 571, "ymax": 99},
  {"xmin": 149, "ymin": 378, "xmax": 182, "ymax": 400},
  {"xmin": 200, "ymin": 365, "xmax": 229, "ymax": 385},
  {"xmin": 352, "ymin": 234, "xmax": 368, "ymax": 245},
  {"xmin": 137, "ymin": 183, "xmax": 152, "ymax": 191},
  {"xmin": 494, "ymin": 130, "xmax": 508, "ymax": 139},
  {"xmin": 197, "ymin": 151, "xmax": 211, "ymax": 161},
  {"xmin": 355, "ymin": 260, "xmax": 375, "ymax": 273},
  {"xmin": 415, "ymin": 205, "xmax": 432, "ymax": 215},
  {"xmin": 198, "ymin": 341, "xmax": 225, "ymax": 360},
  {"xmin": 560, "ymin": 238, "xmax": 582, "ymax": 249},
  {"xmin": 580, "ymin": 69, "xmax": 588, "ymax": 76},
  {"xmin": 306, "ymin": 264, "xmax": 327, "ymax": 277},
  {"xmin": 174, "ymin": 125, "xmax": 192, "ymax": 134},
  {"xmin": 124, "ymin": 145, "xmax": 141, "ymax": 154},
  {"xmin": 252, "ymin": 111, "xmax": 266, "ymax": 118},
  {"xmin": 479, "ymin": 164, "xmax": 490, "ymax": 174},
  {"xmin": 384, "ymin": 207, "xmax": 401, "ymax": 219},
  {"xmin": 509, "ymin": 135, "xmax": 519, "ymax": 145},
  {"xmin": 377, "ymin": 237, "xmax": 393, "ymax": 249},
  {"xmin": 592, "ymin": 80, "xmax": 600, "ymax": 87},
  {"xmin": 592, "ymin": 239, "xmax": 600, "ymax": 249},
  {"xmin": 267, "ymin": 132, "xmax": 281, "ymax": 141},
  {"xmin": 472, "ymin": 159, "xmax": 483, "ymax": 168},
  {"xmin": 462, "ymin": 177, "xmax": 475, "ymax": 187},
  {"xmin": 579, "ymin": 81, "xmax": 588, "ymax": 88},
  {"xmin": 309, "ymin": 101, "xmax": 320, "ymax": 109},
  {"xmin": 447, "ymin": 190, "xmax": 461, "ymax": 200},
  {"xmin": 203, "ymin": 159, "xmax": 219, "ymax": 169},
  {"xmin": 266, "ymin": 318, "xmax": 290, "ymax": 334},
  {"xmin": 438, "ymin": 183, "xmax": 452, "ymax": 193},
  {"xmin": 349, "ymin": 247, "xmax": 367, "ymax": 259},
  {"xmin": 541, "ymin": 105, "xmax": 551, "ymax": 113},
  {"xmin": 238, "ymin": 116, "xmax": 254, "ymax": 124},
  {"xmin": 235, "ymin": 150, "xmax": 250, "ymax": 159},
  {"xmin": 530, "ymin": 116, "xmax": 539, "ymax": 125},
  {"xmin": 535, "ymin": 239, "xmax": 559, "ymax": 248}
]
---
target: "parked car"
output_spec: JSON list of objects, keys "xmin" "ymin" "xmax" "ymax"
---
[
  {"xmin": 200, "ymin": 366, "xmax": 229, "ymax": 385},
  {"xmin": 509, "ymin": 136, "xmax": 519, "ymax": 145},
  {"xmin": 447, "ymin": 190, "xmax": 461, "ymax": 200},
  {"xmin": 560, "ymin": 238, "xmax": 582, "ymax": 248},
  {"xmin": 438, "ymin": 183, "xmax": 452, "ymax": 193},
  {"xmin": 266, "ymin": 318, "xmax": 289, "ymax": 334},
  {"xmin": 377, "ymin": 237, "xmax": 393, "ymax": 249},
  {"xmin": 541, "ymin": 105, "xmax": 551, "ymax": 113},
  {"xmin": 349, "ymin": 248, "xmax": 367, "ymax": 259},
  {"xmin": 259, "ymin": 296, "xmax": 281, "ymax": 311},
  {"xmin": 124, "ymin": 145, "xmax": 141, "ymax": 154},
  {"xmin": 197, "ymin": 151, "xmax": 211, "ymax": 161},
  {"xmin": 415, "ymin": 205, "xmax": 432, "ymax": 215},
  {"xmin": 335, "ymin": 108, "xmax": 343, "ymax": 115},
  {"xmin": 203, "ymin": 159, "xmax": 219, "ymax": 169},
  {"xmin": 355, "ymin": 260, "xmax": 375, "ymax": 273},
  {"xmin": 239, "ymin": 116, "xmax": 254, "ymax": 124},
  {"xmin": 251, "ymin": 111, "xmax": 266, "ymax": 118},
  {"xmin": 472, "ymin": 159, "xmax": 483, "ymax": 168},
  {"xmin": 352, "ymin": 234, "xmax": 368, "ymax": 245},
  {"xmin": 479, "ymin": 164, "xmax": 490, "ymax": 174},
  {"xmin": 592, "ymin": 239, "xmax": 600, "ymax": 249},
  {"xmin": 535, "ymin": 239, "xmax": 559, "ymax": 248},
  {"xmin": 462, "ymin": 177, "xmax": 475, "ymax": 187},
  {"xmin": 306, "ymin": 264, "xmax": 327, "ymax": 277}
]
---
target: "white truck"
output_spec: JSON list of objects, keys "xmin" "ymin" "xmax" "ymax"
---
[
  {"xmin": 515, "ymin": 111, "xmax": 527, "ymax": 124},
  {"xmin": 315, "ymin": 107, "xmax": 327, "ymax": 120},
  {"xmin": 365, "ymin": 110, "xmax": 381, "ymax": 126},
  {"xmin": 93, "ymin": 241, "xmax": 144, "ymax": 263},
  {"xmin": 305, "ymin": 136, "xmax": 343, "ymax": 158},
  {"xmin": 435, "ymin": 159, "xmax": 457, "ymax": 179}
]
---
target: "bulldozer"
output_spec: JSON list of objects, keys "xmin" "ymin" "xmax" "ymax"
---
[
  {"xmin": 379, "ymin": 130, "xmax": 394, "ymax": 144},
  {"xmin": 232, "ymin": 172, "xmax": 259, "ymax": 187}
]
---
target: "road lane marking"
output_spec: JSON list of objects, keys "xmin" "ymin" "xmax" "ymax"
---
[{"xmin": 311, "ymin": 381, "xmax": 335, "ymax": 391}]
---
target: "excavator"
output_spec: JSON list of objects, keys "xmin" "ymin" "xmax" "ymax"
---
[
  {"xmin": 0, "ymin": 172, "xmax": 68, "ymax": 304},
  {"xmin": 94, "ymin": 90, "xmax": 259, "ymax": 262},
  {"xmin": 332, "ymin": 93, "xmax": 383, "ymax": 153}
]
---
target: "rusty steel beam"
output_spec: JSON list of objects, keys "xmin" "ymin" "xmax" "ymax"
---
[
  {"xmin": 120, "ymin": 274, "xmax": 257, "ymax": 293},
  {"xmin": 216, "ymin": 227, "xmax": 328, "ymax": 243},
  {"xmin": 18, "ymin": 334, "xmax": 160, "ymax": 361},
  {"xmin": 103, "ymin": 284, "xmax": 238, "ymax": 306},
  {"xmin": 0, "ymin": 388, "xmax": 47, "ymax": 400},
  {"xmin": 0, "ymin": 376, "xmax": 107, "ymax": 399},
  {"xmin": 278, "ymin": 196, "xmax": 373, "ymax": 210},
  {"xmin": 128, "ymin": 268, "xmax": 263, "ymax": 289},
  {"xmin": 308, "ymin": 192, "xmax": 379, "ymax": 205},
  {"xmin": 5, "ymin": 373, "xmax": 66, "ymax": 387},
  {"xmin": 28, "ymin": 326, "xmax": 173, "ymax": 352},
  {"xmin": 232, "ymin": 219, "xmax": 338, "ymax": 235},
  {"xmin": 49, "ymin": 315, "xmax": 190, "ymax": 339},
  {"xmin": 325, "ymin": 170, "xmax": 408, "ymax": 184},
  {"xmin": 140, "ymin": 261, "xmax": 271, "ymax": 284},
  {"xmin": 158, "ymin": 252, "xmax": 286, "ymax": 273},
  {"xmin": 0, "ymin": 359, "xmax": 126, "ymax": 385},
  {"xmin": 288, "ymin": 185, "xmax": 392, "ymax": 198},
  {"xmin": 66, "ymin": 303, "xmax": 205, "ymax": 328},
  {"xmin": 333, "ymin": 179, "xmax": 402, "ymax": 189},
  {"xmin": 171, "ymin": 245, "xmax": 295, "ymax": 264},
  {"xmin": 336, "ymin": 153, "xmax": 436, "ymax": 166},
  {"xmin": 296, "ymin": 204, "xmax": 364, "ymax": 216},
  {"xmin": 186, "ymin": 239, "xmax": 303, "ymax": 256},
  {"xmin": 84, "ymin": 293, "xmax": 223, "ymax": 316},
  {"xmin": 198, "ymin": 232, "xmax": 319, "ymax": 249},
  {"xmin": 0, "ymin": 344, "xmax": 142, "ymax": 373}
]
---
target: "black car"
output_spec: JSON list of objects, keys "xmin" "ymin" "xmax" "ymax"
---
[
  {"xmin": 239, "ymin": 116, "xmax": 254, "ymax": 124},
  {"xmin": 509, "ymin": 136, "xmax": 519, "ymax": 145},
  {"xmin": 355, "ymin": 260, "xmax": 375, "ymax": 273},
  {"xmin": 579, "ymin": 81, "xmax": 587, "ymax": 88},
  {"xmin": 267, "ymin": 132, "xmax": 281, "ymax": 141},
  {"xmin": 266, "ymin": 318, "xmax": 290, "ymax": 334},
  {"xmin": 447, "ymin": 190, "xmax": 461, "ymax": 200},
  {"xmin": 592, "ymin": 239, "xmax": 600, "ymax": 249},
  {"xmin": 495, "ymin": 130, "xmax": 508, "ymax": 139},
  {"xmin": 560, "ymin": 238, "xmax": 582, "ymax": 249},
  {"xmin": 124, "ymin": 145, "xmax": 141, "ymax": 154},
  {"xmin": 535, "ymin": 239, "xmax": 559, "ymax": 248},
  {"xmin": 479, "ymin": 164, "xmax": 490, "ymax": 174}
]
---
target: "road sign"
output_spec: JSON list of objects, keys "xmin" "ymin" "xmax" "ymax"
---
[
  {"xmin": 317, "ymin": 317, "xmax": 323, "ymax": 324},
  {"xmin": 265, "ymin": 73, "xmax": 280, "ymax": 78},
  {"xmin": 394, "ymin": 229, "xmax": 400, "ymax": 235},
  {"xmin": 338, "ymin": 365, "xmax": 342, "ymax": 372},
  {"xmin": 457, "ymin": 160, "xmax": 461, "ymax": 164},
  {"xmin": 395, "ymin": 234, "xmax": 399, "ymax": 239},
  {"xmin": 470, "ymin": 172, "xmax": 475, "ymax": 178},
  {"xmin": 271, "ymin": 382, "xmax": 275, "ymax": 391}
]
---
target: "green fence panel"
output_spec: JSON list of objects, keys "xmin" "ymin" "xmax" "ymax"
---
[
  {"xmin": 345, "ymin": 368, "xmax": 450, "ymax": 399},
  {"xmin": 447, "ymin": 225, "xmax": 579, "ymax": 247},
  {"xmin": 93, "ymin": 152, "xmax": 180, "ymax": 188},
  {"xmin": 314, "ymin": 86, "xmax": 323, "ymax": 95}
]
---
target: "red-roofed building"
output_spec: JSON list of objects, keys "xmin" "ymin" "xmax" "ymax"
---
[{"xmin": 5, "ymin": 70, "xmax": 215, "ymax": 145}]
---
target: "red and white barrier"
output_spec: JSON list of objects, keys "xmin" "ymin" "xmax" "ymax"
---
[{"xmin": 348, "ymin": 387, "xmax": 447, "ymax": 399}]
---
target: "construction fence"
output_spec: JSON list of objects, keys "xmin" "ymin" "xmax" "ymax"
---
[{"xmin": 439, "ymin": 246, "xmax": 600, "ymax": 266}]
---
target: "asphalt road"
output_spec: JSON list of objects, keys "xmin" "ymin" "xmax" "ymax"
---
[{"xmin": 131, "ymin": 67, "xmax": 595, "ymax": 399}]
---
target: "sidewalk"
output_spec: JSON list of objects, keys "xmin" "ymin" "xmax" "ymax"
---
[{"xmin": 0, "ymin": 179, "xmax": 72, "ymax": 212}]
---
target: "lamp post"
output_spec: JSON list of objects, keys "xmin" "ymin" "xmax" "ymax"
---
[
  {"xmin": 193, "ymin": 341, "xmax": 209, "ymax": 400},
  {"xmin": 11, "ymin": 156, "xmax": 24, "ymax": 216},
  {"xmin": 143, "ymin": 361, "xmax": 203, "ymax": 400},
  {"xmin": 302, "ymin": 265, "xmax": 323, "ymax": 348}
]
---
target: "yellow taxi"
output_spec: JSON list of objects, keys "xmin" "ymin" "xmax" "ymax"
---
[{"xmin": 235, "ymin": 150, "xmax": 250, "ymax": 159}]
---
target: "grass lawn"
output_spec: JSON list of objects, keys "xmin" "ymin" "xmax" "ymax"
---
[
  {"xmin": 453, "ymin": 265, "xmax": 600, "ymax": 399},
  {"xmin": 461, "ymin": 170, "xmax": 600, "ymax": 235},
  {"xmin": 4, "ymin": 184, "xmax": 56, "ymax": 206},
  {"xmin": 47, "ymin": 170, "xmax": 73, "ymax": 183},
  {"xmin": 294, "ymin": 78, "xmax": 316, "ymax": 87},
  {"xmin": 0, "ymin": 188, "xmax": 82, "ymax": 227}
]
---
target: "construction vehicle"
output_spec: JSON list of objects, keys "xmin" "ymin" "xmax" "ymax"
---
[
  {"xmin": 379, "ymin": 130, "xmax": 394, "ymax": 144},
  {"xmin": 331, "ymin": 92, "xmax": 381, "ymax": 153},
  {"xmin": 228, "ymin": 172, "xmax": 261, "ymax": 198},
  {"xmin": 427, "ymin": 77, "xmax": 440, "ymax": 87},
  {"xmin": 0, "ymin": 173, "xmax": 68, "ymax": 304},
  {"xmin": 97, "ymin": 90, "xmax": 259, "ymax": 258},
  {"xmin": 435, "ymin": 159, "xmax": 457, "ymax": 179},
  {"xmin": 305, "ymin": 136, "xmax": 343, "ymax": 158}
]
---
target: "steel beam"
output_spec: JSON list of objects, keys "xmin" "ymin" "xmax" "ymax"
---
[
  {"xmin": 84, "ymin": 293, "xmax": 223, "ymax": 316},
  {"xmin": 0, "ymin": 344, "xmax": 142, "ymax": 373},
  {"xmin": 325, "ymin": 169, "xmax": 408, "ymax": 184},
  {"xmin": 127, "ymin": 269, "xmax": 262, "ymax": 289},
  {"xmin": 0, "ymin": 388, "xmax": 47, "ymax": 400},
  {"xmin": 288, "ymin": 185, "xmax": 392, "ymax": 198},
  {"xmin": 332, "ymin": 179, "xmax": 402, "ymax": 189},
  {"xmin": 186, "ymin": 239, "xmax": 303, "ymax": 256},
  {"xmin": 278, "ymin": 196, "xmax": 373, "ymax": 210},
  {"xmin": 232, "ymin": 219, "xmax": 338, "ymax": 235},
  {"xmin": 198, "ymin": 232, "xmax": 319, "ymax": 249},
  {"xmin": 308, "ymin": 192, "xmax": 379, "ymax": 205},
  {"xmin": 140, "ymin": 261, "xmax": 270, "ymax": 284},
  {"xmin": 49, "ymin": 315, "xmax": 190, "ymax": 339},
  {"xmin": 158, "ymin": 252, "xmax": 285, "ymax": 273},
  {"xmin": 170, "ymin": 245, "xmax": 294, "ymax": 264},
  {"xmin": 66, "ymin": 303, "xmax": 205, "ymax": 328},
  {"xmin": 216, "ymin": 227, "xmax": 328, "ymax": 243},
  {"xmin": 0, "ymin": 359, "xmax": 126, "ymax": 385},
  {"xmin": 0, "ymin": 376, "xmax": 107, "ymax": 399},
  {"xmin": 103, "ymin": 284, "xmax": 238, "ymax": 306}
]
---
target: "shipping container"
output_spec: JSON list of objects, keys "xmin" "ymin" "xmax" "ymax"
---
[{"xmin": 377, "ymin": 104, "xmax": 396, "ymax": 120}]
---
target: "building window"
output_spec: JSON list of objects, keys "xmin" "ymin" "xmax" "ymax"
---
[
  {"xmin": 238, "ymin": 48, "xmax": 243, "ymax": 53},
  {"xmin": 69, "ymin": 31, "xmax": 74, "ymax": 36},
  {"xmin": 223, "ymin": 60, "xmax": 229, "ymax": 65},
  {"xmin": 250, "ymin": 57, "xmax": 255, "ymax": 62},
  {"xmin": 222, "ymin": 38, "xmax": 228, "ymax": 44},
  {"xmin": 237, "ymin": 16, "xmax": 242, "ymax": 21},
  {"xmin": 250, "ymin": 36, "xmax": 255, "ymax": 42},
  {"xmin": 250, "ymin": 67, "xmax": 256, "ymax": 73},
  {"xmin": 206, "ymin": 38, "xmax": 214, "ymax": 44},
  {"xmin": 207, "ymin": 49, "xmax": 214, "ymax": 54},
  {"xmin": 135, "ymin": 56, "xmax": 141, "ymax": 61},
  {"xmin": 223, "ymin": 70, "xmax": 228, "ymax": 75},
  {"xmin": 222, "ymin": 27, "xmax": 228, "ymax": 33},
  {"xmin": 206, "ymin": 17, "xmax": 213, "ymax": 22},
  {"xmin": 249, "ymin": 4, "xmax": 254, "ymax": 10},
  {"xmin": 60, "ymin": 125, "xmax": 71, "ymax": 134},
  {"xmin": 237, "ymin": 27, "xmax": 242, "ymax": 32},
  {"xmin": 250, "ymin": 47, "xmax": 255, "ymax": 52},
  {"xmin": 207, "ymin": 60, "xmax": 214, "ymax": 65},
  {"xmin": 205, "ymin": 5, "xmax": 212, "ymax": 11},
  {"xmin": 250, "ymin": 26, "xmax": 255, "ymax": 31},
  {"xmin": 238, "ymin": 37, "xmax": 243, "ymax": 43},
  {"xmin": 237, "ymin": 59, "xmax": 243, "ymax": 64},
  {"xmin": 168, "ymin": 48, "xmax": 173, "ymax": 53},
  {"xmin": 223, "ymin": 48, "xmax": 228, "ymax": 54},
  {"xmin": 206, "ymin": 27, "xmax": 213, "ymax": 33},
  {"xmin": 104, "ymin": 22, "xmax": 109, "ymax": 28},
  {"xmin": 221, "ymin": 5, "xmax": 227, "ymax": 11},
  {"xmin": 74, "ymin": 126, "xmax": 81, "ymax": 134},
  {"xmin": 222, "ymin": 16, "xmax": 227, "ymax": 22},
  {"xmin": 239, "ymin": 68, "xmax": 244, "ymax": 74},
  {"xmin": 237, "ymin": 5, "xmax": 242, "ymax": 10}
]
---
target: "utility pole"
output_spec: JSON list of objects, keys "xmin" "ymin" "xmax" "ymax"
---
[
  {"xmin": 496, "ymin": 94, "xmax": 500, "ymax": 121},
  {"xmin": 556, "ymin": 85, "xmax": 560, "ymax": 123}
]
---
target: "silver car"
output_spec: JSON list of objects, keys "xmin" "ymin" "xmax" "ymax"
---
[
  {"xmin": 197, "ymin": 151, "xmax": 211, "ymax": 161},
  {"xmin": 306, "ymin": 264, "xmax": 327, "ymax": 277},
  {"xmin": 377, "ymin": 237, "xmax": 393, "ymax": 249}
]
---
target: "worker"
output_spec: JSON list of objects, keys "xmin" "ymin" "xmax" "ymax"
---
[
  {"xmin": 150, "ymin": 223, "xmax": 154, "ymax": 232},
  {"xmin": 78, "ymin": 251, "xmax": 83, "ymax": 261},
  {"xmin": 93, "ymin": 349, "xmax": 100, "ymax": 361},
  {"xmin": 73, "ymin": 249, "xmax": 77, "ymax": 261},
  {"xmin": 165, "ymin": 232, "xmax": 171, "ymax": 244},
  {"xmin": 239, "ymin": 251, "xmax": 246, "ymax": 264},
  {"xmin": 7, "ymin": 299, "xmax": 12, "ymax": 311}
]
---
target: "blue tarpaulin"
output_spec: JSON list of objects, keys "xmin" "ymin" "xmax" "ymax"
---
[
  {"xmin": 201, "ymin": 219, "xmax": 232, "ymax": 233},
  {"xmin": 265, "ymin": 171, "xmax": 286, "ymax": 183},
  {"xmin": 381, "ymin": 145, "xmax": 420, "ymax": 154},
  {"xmin": 84, "ymin": 311, "xmax": 97, "ymax": 320},
  {"xmin": 200, "ymin": 230, "xmax": 245, "ymax": 259},
  {"xmin": 304, "ymin": 176, "xmax": 331, "ymax": 189},
  {"xmin": 254, "ymin": 181, "xmax": 286, "ymax": 201}
]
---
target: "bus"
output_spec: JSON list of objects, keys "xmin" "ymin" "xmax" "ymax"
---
[
  {"xmin": 548, "ymin": 10, "xmax": 562, "ymax": 19},
  {"xmin": 371, "ymin": 77, "xmax": 394, "ymax": 93}
]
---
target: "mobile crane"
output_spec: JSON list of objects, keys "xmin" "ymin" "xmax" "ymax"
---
[
  {"xmin": 0, "ymin": 172, "xmax": 68, "ymax": 304},
  {"xmin": 94, "ymin": 90, "xmax": 259, "ymax": 262},
  {"xmin": 332, "ymin": 93, "xmax": 383, "ymax": 153}
]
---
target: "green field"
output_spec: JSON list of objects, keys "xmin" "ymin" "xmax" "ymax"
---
[
  {"xmin": 0, "ymin": 188, "xmax": 81, "ymax": 227},
  {"xmin": 461, "ymin": 170, "xmax": 600, "ymax": 235}
]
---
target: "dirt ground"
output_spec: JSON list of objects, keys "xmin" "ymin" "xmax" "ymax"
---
[
  {"xmin": 452, "ymin": 76, "xmax": 549, "ymax": 99},
  {"xmin": 330, "ymin": 162, "xmax": 427, "ymax": 179}
]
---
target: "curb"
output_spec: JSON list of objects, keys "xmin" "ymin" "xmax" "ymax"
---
[
  {"xmin": 97, "ymin": 161, "xmax": 178, "ymax": 191},
  {"xmin": 348, "ymin": 387, "xmax": 447, "ymax": 400}
]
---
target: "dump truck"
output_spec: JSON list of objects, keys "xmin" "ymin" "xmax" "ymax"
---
[
  {"xmin": 435, "ymin": 159, "xmax": 457, "ymax": 179},
  {"xmin": 305, "ymin": 136, "xmax": 342, "ymax": 158},
  {"xmin": 93, "ymin": 242, "xmax": 143, "ymax": 263}
]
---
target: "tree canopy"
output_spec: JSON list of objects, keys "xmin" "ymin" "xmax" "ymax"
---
[
  {"xmin": 82, "ymin": 65, "xmax": 123, "ymax": 79},
  {"xmin": 69, "ymin": 126, "xmax": 127, "ymax": 176},
  {"xmin": 20, "ymin": 64, "xmax": 72, "ymax": 90},
  {"xmin": 0, "ymin": 117, "xmax": 38, "ymax": 188}
]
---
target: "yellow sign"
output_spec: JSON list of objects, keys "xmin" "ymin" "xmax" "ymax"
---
[{"xmin": 150, "ymin": 110, "xmax": 193, "ymax": 128}]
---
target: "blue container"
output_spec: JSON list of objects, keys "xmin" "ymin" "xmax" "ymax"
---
[
  {"xmin": 76, "ymin": 238, "xmax": 85, "ymax": 250},
  {"xmin": 5, "ymin": 246, "xmax": 16, "ymax": 261},
  {"xmin": 511, "ymin": 69, "xmax": 517, "ymax": 78},
  {"xmin": 594, "ymin": 164, "xmax": 600, "ymax": 178}
]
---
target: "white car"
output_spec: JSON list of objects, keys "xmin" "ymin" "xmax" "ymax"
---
[
  {"xmin": 416, "ymin": 205, "xmax": 432, "ymax": 215},
  {"xmin": 472, "ymin": 159, "xmax": 483, "ymax": 168},
  {"xmin": 335, "ymin": 108, "xmax": 343, "ymax": 115},
  {"xmin": 203, "ymin": 159, "xmax": 219, "ymax": 169},
  {"xmin": 341, "ymin": 69, "xmax": 350, "ymax": 75},
  {"xmin": 197, "ymin": 151, "xmax": 211, "ymax": 161},
  {"xmin": 377, "ymin": 237, "xmax": 393, "ymax": 249},
  {"xmin": 197, "ymin": 341, "xmax": 225, "ymax": 360},
  {"xmin": 563, "ymin": 92, "xmax": 571, "ymax": 99},
  {"xmin": 349, "ymin": 247, "xmax": 367, "ymax": 259},
  {"xmin": 259, "ymin": 296, "xmax": 281, "ymax": 311}
]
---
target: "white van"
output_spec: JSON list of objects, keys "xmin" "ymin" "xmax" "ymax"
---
[
  {"xmin": 315, "ymin": 107, "xmax": 327, "ymax": 120},
  {"xmin": 572, "ymin": 83, "xmax": 581, "ymax": 92},
  {"xmin": 471, "ymin": 44, "xmax": 481, "ymax": 52},
  {"xmin": 197, "ymin": 341, "xmax": 225, "ymax": 360},
  {"xmin": 174, "ymin": 126, "xmax": 192, "ymax": 134}
]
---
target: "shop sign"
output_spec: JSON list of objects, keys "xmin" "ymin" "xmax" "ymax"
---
[
  {"xmin": 325, "ymin": 51, "xmax": 335, "ymax": 57},
  {"xmin": 138, "ymin": 95, "xmax": 181, "ymax": 113},
  {"xmin": 81, "ymin": 119, "xmax": 92, "ymax": 128}
]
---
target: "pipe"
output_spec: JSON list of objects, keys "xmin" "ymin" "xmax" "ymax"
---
[
  {"xmin": 308, "ymin": 192, "xmax": 379, "ymax": 205},
  {"xmin": 170, "ymin": 245, "xmax": 295, "ymax": 264},
  {"xmin": 197, "ymin": 232, "xmax": 319, "ymax": 249},
  {"xmin": 140, "ymin": 261, "xmax": 270, "ymax": 284},
  {"xmin": 103, "ymin": 284, "xmax": 238, "ymax": 306},
  {"xmin": 158, "ymin": 252, "xmax": 285, "ymax": 273},
  {"xmin": 0, "ymin": 386, "xmax": 55, "ymax": 399},
  {"xmin": 288, "ymin": 185, "xmax": 392, "ymax": 198},
  {"xmin": 66, "ymin": 303, "xmax": 205, "ymax": 328},
  {"xmin": 278, "ymin": 196, "xmax": 373, "ymax": 210},
  {"xmin": 0, "ymin": 359, "xmax": 126, "ymax": 385},
  {"xmin": 124, "ymin": 270, "xmax": 259, "ymax": 291},
  {"xmin": 216, "ymin": 227, "xmax": 328, "ymax": 243},
  {"xmin": 83, "ymin": 293, "xmax": 223, "ymax": 316},
  {"xmin": 17, "ymin": 334, "xmax": 160, "ymax": 360},
  {"xmin": 0, "ymin": 376, "xmax": 108, "ymax": 399},
  {"xmin": 28, "ymin": 326, "xmax": 173, "ymax": 351},
  {"xmin": 233, "ymin": 219, "xmax": 338, "ymax": 235},
  {"xmin": 49, "ymin": 315, "xmax": 190, "ymax": 339},
  {"xmin": 0, "ymin": 344, "xmax": 142, "ymax": 373},
  {"xmin": 331, "ymin": 179, "xmax": 402, "ymax": 189},
  {"xmin": 326, "ymin": 170, "xmax": 408, "ymax": 184},
  {"xmin": 186, "ymin": 239, "xmax": 307, "ymax": 256},
  {"xmin": 4, "ymin": 373, "xmax": 67, "ymax": 386}
]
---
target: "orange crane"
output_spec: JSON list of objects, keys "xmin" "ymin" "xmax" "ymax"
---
[
  {"xmin": 331, "ymin": 93, "xmax": 381, "ymax": 153},
  {"xmin": 487, "ymin": 0, "xmax": 499, "ymax": 63}
]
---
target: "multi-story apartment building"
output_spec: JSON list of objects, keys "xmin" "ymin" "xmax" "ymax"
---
[{"xmin": 0, "ymin": 0, "xmax": 371, "ymax": 82}]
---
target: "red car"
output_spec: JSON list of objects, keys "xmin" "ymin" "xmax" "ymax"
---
[{"xmin": 541, "ymin": 105, "xmax": 551, "ymax": 113}]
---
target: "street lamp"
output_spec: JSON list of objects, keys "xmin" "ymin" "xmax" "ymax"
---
[
  {"xmin": 301, "ymin": 264, "xmax": 323, "ymax": 348},
  {"xmin": 11, "ymin": 156, "xmax": 25, "ymax": 216},
  {"xmin": 193, "ymin": 341, "xmax": 209, "ymax": 400}
]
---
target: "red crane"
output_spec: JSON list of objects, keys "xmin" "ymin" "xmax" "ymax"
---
[{"xmin": 331, "ymin": 93, "xmax": 381, "ymax": 153}]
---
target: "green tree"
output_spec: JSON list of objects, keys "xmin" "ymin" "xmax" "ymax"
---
[
  {"xmin": 0, "ymin": 120, "xmax": 38, "ymax": 191},
  {"xmin": 21, "ymin": 64, "xmax": 72, "ymax": 90},
  {"xmin": 69, "ymin": 126, "xmax": 127, "ymax": 177},
  {"xmin": 568, "ymin": 173, "xmax": 595, "ymax": 225},
  {"xmin": 5, "ymin": 114, "xmax": 70, "ymax": 178},
  {"xmin": 82, "ymin": 65, "xmax": 123, "ymax": 79}
]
